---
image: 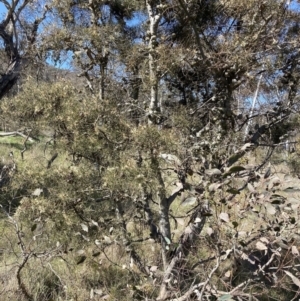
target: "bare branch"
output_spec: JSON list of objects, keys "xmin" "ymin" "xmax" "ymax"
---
[
  {"xmin": 198, "ymin": 255, "xmax": 220, "ymax": 300},
  {"xmin": 158, "ymin": 205, "xmax": 208, "ymax": 300}
]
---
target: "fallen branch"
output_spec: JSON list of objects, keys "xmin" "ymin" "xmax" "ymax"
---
[{"xmin": 0, "ymin": 131, "xmax": 34, "ymax": 142}]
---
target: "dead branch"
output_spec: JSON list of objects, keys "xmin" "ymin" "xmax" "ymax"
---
[
  {"xmin": 198, "ymin": 255, "xmax": 220, "ymax": 300},
  {"xmin": 16, "ymin": 253, "xmax": 33, "ymax": 301},
  {"xmin": 157, "ymin": 205, "xmax": 208, "ymax": 300},
  {"xmin": 47, "ymin": 152, "xmax": 58, "ymax": 169},
  {"xmin": 0, "ymin": 131, "xmax": 34, "ymax": 142},
  {"xmin": 21, "ymin": 131, "xmax": 32, "ymax": 160}
]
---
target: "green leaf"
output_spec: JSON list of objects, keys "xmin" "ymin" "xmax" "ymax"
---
[
  {"xmin": 80, "ymin": 223, "xmax": 89, "ymax": 232},
  {"xmin": 92, "ymin": 251, "xmax": 101, "ymax": 257},
  {"xmin": 232, "ymin": 221, "xmax": 239, "ymax": 228},
  {"xmin": 284, "ymin": 270, "xmax": 300, "ymax": 287},
  {"xmin": 181, "ymin": 197, "xmax": 197, "ymax": 206},
  {"xmin": 227, "ymin": 153, "xmax": 243, "ymax": 166},
  {"xmin": 218, "ymin": 294, "xmax": 234, "ymax": 301},
  {"xmin": 164, "ymin": 236, "xmax": 171, "ymax": 245},
  {"xmin": 159, "ymin": 154, "xmax": 181, "ymax": 165},
  {"xmin": 31, "ymin": 224, "xmax": 37, "ymax": 232},
  {"xmin": 270, "ymin": 194, "xmax": 285, "ymax": 201},
  {"xmin": 271, "ymin": 199, "xmax": 283, "ymax": 204},
  {"xmin": 247, "ymin": 183, "xmax": 255, "ymax": 193},
  {"xmin": 284, "ymin": 187, "xmax": 300, "ymax": 192},
  {"xmin": 264, "ymin": 203, "xmax": 276, "ymax": 215},
  {"xmin": 209, "ymin": 183, "xmax": 221, "ymax": 192},
  {"xmin": 32, "ymin": 188, "xmax": 43, "ymax": 197},
  {"xmin": 202, "ymin": 211, "xmax": 213, "ymax": 216},
  {"xmin": 226, "ymin": 187, "xmax": 240, "ymax": 194},
  {"xmin": 223, "ymin": 166, "xmax": 245, "ymax": 177},
  {"xmin": 205, "ymin": 168, "xmax": 222, "ymax": 176},
  {"xmin": 76, "ymin": 255, "xmax": 87, "ymax": 265},
  {"xmin": 219, "ymin": 212, "xmax": 230, "ymax": 222}
]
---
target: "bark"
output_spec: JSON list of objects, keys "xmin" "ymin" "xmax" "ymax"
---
[
  {"xmin": 157, "ymin": 206, "xmax": 208, "ymax": 300},
  {"xmin": 151, "ymin": 153, "xmax": 170, "ymax": 269},
  {"xmin": 146, "ymin": 0, "xmax": 162, "ymax": 124},
  {"xmin": 99, "ymin": 64, "xmax": 105, "ymax": 101},
  {"xmin": 130, "ymin": 66, "xmax": 141, "ymax": 100},
  {"xmin": 47, "ymin": 153, "xmax": 58, "ymax": 169},
  {"xmin": 0, "ymin": 3, "xmax": 48, "ymax": 100},
  {"xmin": 159, "ymin": 197, "xmax": 171, "ymax": 270},
  {"xmin": 17, "ymin": 253, "xmax": 33, "ymax": 301},
  {"xmin": 0, "ymin": 17, "xmax": 17, "ymax": 59},
  {"xmin": 0, "ymin": 1, "xmax": 22, "ymax": 99},
  {"xmin": 0, "ymin": 55, "xmax": 21, "ymax": 100},
  {"xmin": 98, "ymin": 45, "xmax": 109, "ymax": 101},
  {"xmin": 150, "ymin": 153, "xmax": 185, "ymax": 271},
  {"xmin": 244, "ymin": 73, "xmax": 263, "ymax": 138}
]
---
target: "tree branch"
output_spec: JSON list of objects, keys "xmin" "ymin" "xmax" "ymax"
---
[{"xmin": 158, "ymin": 205, "xmax": 208, "ymax": 300}]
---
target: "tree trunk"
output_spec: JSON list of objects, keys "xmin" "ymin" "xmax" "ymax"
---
[
  {"xmin": 0, "ymin": 3, "xmax": 48, "ymax": 100},
  {"xmin": 99, "ymin": 48, "xmax": 109, "ymax": 101},
  {"xmin": 99, "ymin": 64, "xmax": 105, "ymax": 101},
  {"xmin": 0, "ymin": 57, "xmax": 22, "ymax": 99},
  {"xmin": 146, "ymin": 0, "xmax": 162, "ymax": 124},
  {"xmin": 157, "ymin": 207, "xmax": 208, "ymax": 300}
]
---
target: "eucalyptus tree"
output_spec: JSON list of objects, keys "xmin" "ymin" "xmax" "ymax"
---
[
  {"xmin": 1, "ymin": 0, "xmax": 300, "ymax": 301},
  {"xmin": 43, "ymin": 0, "xmax": 142, "ymax": 101},
  {"xmin": 0, "ymin": 0, "xmax": 49, "ymax": 99}
]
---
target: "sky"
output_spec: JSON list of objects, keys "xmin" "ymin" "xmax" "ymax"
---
[
  {"xmin": 0, "ymin": 0, "xmax": 299, "ymax": 69},
  {"xmin": 0, "ymin": 2, "xmax": 5, "ymax": 17}
]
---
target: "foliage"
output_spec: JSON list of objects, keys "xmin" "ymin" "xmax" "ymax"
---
[{"xmin": 1, "ymin": 0, "xmax": 300, "ymax": 301}]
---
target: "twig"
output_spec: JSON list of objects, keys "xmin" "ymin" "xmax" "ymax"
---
[
  {"xmin": 47, "ymin": 262, "xmax": 64, "ymax": 288},
  {"xmin": 253, "ymin": 248, "xmax": 279, "ymax": 276},
  {"xmin": 94, "ymin": 115, "xmax": 126, "ymax": 144},
  {"xmin": 47, "ymin": 152, "xmax": 58, "ymax": 169},
  {"xmin": 198, "ymin": 256, "xmax": 220, "ymax": 300},
  {"xmin": 21, "ymin": 131, "xmax": 31, "ymax": 160},
  {"xmin": 16, "ymin": 253, "xmax": 33, "ymax": 301},
  {"xmin": 44, "ymin": 138, "xmax": 54, "ymax": 155},
  {"xmin": 0, "ymin": 205, "xmax": 33, "ymax": 300}
]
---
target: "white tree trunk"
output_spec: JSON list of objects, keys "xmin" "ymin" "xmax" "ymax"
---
[
  {"xmin": 244, "ymin": 73, "xmax": 263, "ymax": 139},
  {"xmin": 146, "ymin": 0, "xmax": 162, "ymax": 124}
]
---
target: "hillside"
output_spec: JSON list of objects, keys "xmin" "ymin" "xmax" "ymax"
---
[{"xmin": 0, "ymin": 0, "xmax": 300, "ymax": 301}]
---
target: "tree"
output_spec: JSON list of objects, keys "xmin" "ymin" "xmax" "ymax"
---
[
  {"xmin": 0, "ymin": 0, "xmax": 49, "ymax": 99},
  {"xmin": 1, "ymin": 0, "xmax": 300, "ymax": 300}
]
